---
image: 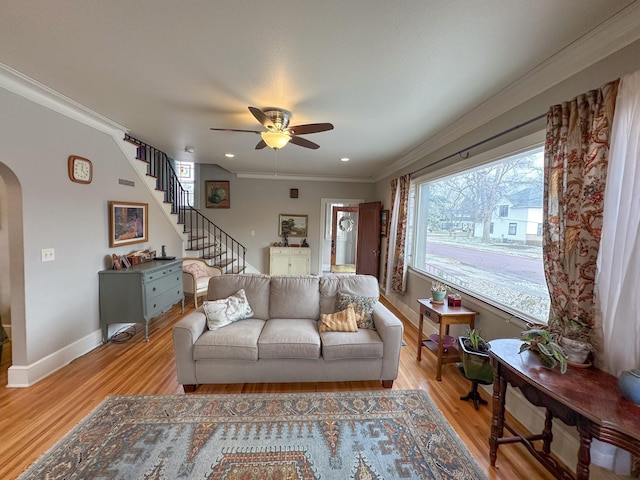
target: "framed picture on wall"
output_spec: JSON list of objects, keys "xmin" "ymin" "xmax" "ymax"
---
[
  {"xmin": 381, "ymin": 210, "xmax": 389, "ymax": 237},
  {"xmin": 109, "ymin": 201, "xmax": 148, "ymax": 247},
  {"xmin": 205, "ymin": 180, "xmax": 230, "ymax": 208},
  {"xmin": 279, "ymin": 214, "xmax": 308, "ymax": 237}
]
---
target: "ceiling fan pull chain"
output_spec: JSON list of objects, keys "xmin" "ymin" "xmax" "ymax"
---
[{"xmin": 273, "ymin": 149, "xmax": 278, "ymax": 177}]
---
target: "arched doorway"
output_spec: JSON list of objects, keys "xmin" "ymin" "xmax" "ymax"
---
[{"xmin": 0, "ymin": 162, "xmax": 27, "ymax": 384}]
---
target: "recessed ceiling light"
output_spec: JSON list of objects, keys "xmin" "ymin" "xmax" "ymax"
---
[
  {"xmin": 225, "ymin": 153, "xmax": 235, "ymax": 158},
  {"xmin": 340, "ymin": 157, "xmax": 350, "ymax": 162}
]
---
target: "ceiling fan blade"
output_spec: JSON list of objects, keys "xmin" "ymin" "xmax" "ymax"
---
[
  {"xmin": 287, "ymin": 123, "xmax": 334, "ymax": 135},
  {"xmin": 248, "ymin": 106, "xmax": 276, "ymax": 130},
  {"xmin": 209, "ymin": 128, "xmax": 261, "ymax": 134},
  {"xmin": 255, "ymin": 139, "xmax": 267, "ymax": 150},
  {"xmin": 289, "ymin": 136, "xmax": 320, "ymax": 150}
]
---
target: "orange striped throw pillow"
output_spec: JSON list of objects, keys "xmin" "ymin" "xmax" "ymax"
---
[{"xmin": 319, "ymin": 305, "xmax": 358, "ymax": 332}]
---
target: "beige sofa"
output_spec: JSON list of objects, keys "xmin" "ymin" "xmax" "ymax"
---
[{"xmin": 173, "ymin": 274, "xmax": 404, "ymax": 392}]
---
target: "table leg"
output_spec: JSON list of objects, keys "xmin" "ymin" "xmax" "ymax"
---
[
  {"xmin": 490, "ymin": 372, "xmax": 507, "ymax": 466},
  {"xmin": 436, "ymin": 320, "xmax": 446, "ymax": 381},
  {"xmin": 417, "ymin": 313, "xmax": 424, "ymax": 361},
  {"xmin": 576, "ymin": 418, "xmax": 592, "ymax": 480},
  {"xmin": 543, "ymin": 409, "xmax": 554, "ymax": 454}
]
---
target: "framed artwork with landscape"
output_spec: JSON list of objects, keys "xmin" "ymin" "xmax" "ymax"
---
[
  {"xmin": 279, "ymin": 214, "xmax": 308, "ymax": 237},
  {"xmin": 206, "ymin": 180, "xmax": 230, "ymax": 208},
  {"xmin": 109, "ymin": 201, "xmax": 148, "ymax": 247}
]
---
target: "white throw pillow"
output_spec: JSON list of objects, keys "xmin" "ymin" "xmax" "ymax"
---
[{"xmin": 203, "ymin": 289, "xmax": 254, "ymax": 330}]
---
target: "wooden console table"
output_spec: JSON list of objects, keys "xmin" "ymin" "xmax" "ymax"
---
[
  {"xmin": 416, "ymin": 299, "xmax": 477, "ymax": 381},
  {"xmin": 489, "ymin": 338, "xmax": 640, "ymax": 480}
]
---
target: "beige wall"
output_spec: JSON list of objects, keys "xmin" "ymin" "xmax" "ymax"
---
[{"xmin": 197, "ymin": 164, "xmax": 375, "ymax": 274}]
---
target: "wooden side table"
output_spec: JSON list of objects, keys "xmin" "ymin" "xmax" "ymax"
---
[
  {"xmin": 489, "ymin": 338, "xmax": 640, "ymax": 480},
  {"xmin": 417, "ymin": 299, "xmax": 477, "ymax": 381}
]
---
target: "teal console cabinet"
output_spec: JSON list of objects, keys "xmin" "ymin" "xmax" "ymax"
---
[{"xmin": 99, "ymin": 259, "xmax": 184, "ymax": 342}]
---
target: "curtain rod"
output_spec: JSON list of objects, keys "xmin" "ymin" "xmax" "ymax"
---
[{"xmin": 410, "ymin": 112, "xmax": 547, "ymax": 177}]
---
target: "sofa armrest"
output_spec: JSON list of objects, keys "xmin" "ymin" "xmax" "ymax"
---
[
  {"xmin": 373, "ymin": 302, "xmax": 404, "ymax": 381},
  {"xmin": 172, "ymin": 309, "xmax": 207, "ymax": 385}
]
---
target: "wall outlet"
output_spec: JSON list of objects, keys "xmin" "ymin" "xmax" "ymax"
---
[{"xmin": 41, "ymin": 248, "xmax": 55, "ymax": 262}]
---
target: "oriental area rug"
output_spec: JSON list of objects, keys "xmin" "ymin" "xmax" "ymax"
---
[{"xmin": 19, "ymin": 390, "xmax": 486, "ymax": 480}]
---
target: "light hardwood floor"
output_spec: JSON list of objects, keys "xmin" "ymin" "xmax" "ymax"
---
[{"xmin": 1, "ymin": 297, "xmax": 564, "ymax": 479}]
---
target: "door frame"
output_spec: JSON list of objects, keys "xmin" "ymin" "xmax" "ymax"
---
[{"xmin": 317, "ymin": 198, "xmax": 364, "ymax": 275}]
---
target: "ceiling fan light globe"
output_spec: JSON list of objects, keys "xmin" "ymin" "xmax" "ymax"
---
[{"xmin": 261, "ymin": 131, "xmax": 291, "ymax": 149}]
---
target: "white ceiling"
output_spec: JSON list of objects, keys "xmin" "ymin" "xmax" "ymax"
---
[{"xmin": 1, "ymin": 1, "xmax": 638, "ymax": 181}]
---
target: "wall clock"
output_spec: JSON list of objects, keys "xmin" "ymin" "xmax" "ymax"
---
[{"xmin": 68, "ymin": 155, "xmax": 93, "ymax": 184}]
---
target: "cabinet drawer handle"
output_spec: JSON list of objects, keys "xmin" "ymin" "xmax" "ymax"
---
[
  {"xmin": 153, "ymin": 304, "xmax": 156, "ymax": 308},
  {"xmin": 152, "ymin": 287, "xmax": 156, "ymax": 292},
  {"xmin": 424, "ymin": 310, "xmax": 430, "ymax": 317}
]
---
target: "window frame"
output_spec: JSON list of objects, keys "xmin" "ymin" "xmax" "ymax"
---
[{"xmin": 408, "ymin": 131, "xmax": 548, "ymax": 324}]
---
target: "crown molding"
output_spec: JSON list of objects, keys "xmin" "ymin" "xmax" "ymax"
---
[
  {"xmin": 376, "ymin": 2, "xmax": 640, "ymax": 182},
  {"xmin": 0, "ymin": 62, "xmax": 128, "ymax": 136},
  {"xmin": 236, "ymin": 172, "xmax": 375, "ymax": 183}
]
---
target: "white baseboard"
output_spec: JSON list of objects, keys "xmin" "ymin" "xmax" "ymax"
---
[{"xmin": 7, "ymin": 328, "xmax": 103, "ymax": 387}]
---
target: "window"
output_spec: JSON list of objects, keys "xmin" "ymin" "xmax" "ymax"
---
[
  {"xmin": 411, "ymin": 144, "xmax": 549, "ymax": 322},
  {"xmin": 176, "ymin": 161, "xmax": 195, "ymax": 206}
]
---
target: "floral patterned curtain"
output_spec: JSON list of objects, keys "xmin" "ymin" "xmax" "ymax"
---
[
  {"xmin": 384, "ymin": 174, "xmax": 411, "ymax": 294},
  {"xmin": 543, "ymin": 80, "xmax": 619, "ymax": 333}
]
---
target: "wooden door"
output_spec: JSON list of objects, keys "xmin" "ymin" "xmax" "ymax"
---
[{"xmin": 356, "ymin": 201, "xmax": 381, "ymax": 277}]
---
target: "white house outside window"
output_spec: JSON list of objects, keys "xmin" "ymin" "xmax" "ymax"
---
[{"xmin": 411, "ymin": 145, "xmax": 549, "ymax": 322}]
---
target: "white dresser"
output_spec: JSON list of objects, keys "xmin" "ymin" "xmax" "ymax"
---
[{"xmin": 269, "ymin": 247, "xmax": 311, "ymax": 275}]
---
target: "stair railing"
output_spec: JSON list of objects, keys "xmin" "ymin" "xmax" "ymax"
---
[{"xmin": 124, "ymin": 134, "xmax": 246, "ymax": 273}]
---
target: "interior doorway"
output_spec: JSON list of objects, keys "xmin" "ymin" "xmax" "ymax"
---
[
  {"xmin": 330, "ymin": 206, "xmax": 358, "ymax": 273},
  {"xmin": 318, "ymin": 198, "xmax": 363, "ymax": 275}
]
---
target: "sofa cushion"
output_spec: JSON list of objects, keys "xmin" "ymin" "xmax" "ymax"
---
[
  {"xmin": 258, "ymin": 318, "xmax": 321, "ymax": 359},
  {"xmin": 319, "ymin": 275, "xmax": 380, "ymax": 314},
  {"xmin": 319, "ymin": 305, "xmax": 358, "ymax": 332},
  {"xmin": 335, "ymin": 292, "xmax": 377, "ymax": 330},
  {"xmin": 202, "ymin": 289, "xmax": 254, "ymax": 330},
  {"xmin": 320, "ymin": 329, "xmax": 384, "ymax": 360},
  {"xmin": 208, "ymin": 274, "xmax": 271, "ymax": 320},
  {"xmin": 194, "ymin": 318, "xmax": 265, "ymax": 361},
  {"xmin": 269, "ymin": 276, "xmax": 320, "ymax": 319}
]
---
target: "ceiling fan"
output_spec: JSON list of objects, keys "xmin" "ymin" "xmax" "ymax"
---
[{"xmin": 210, "ymin": 106, "xmax": 334, "ymax": 150}]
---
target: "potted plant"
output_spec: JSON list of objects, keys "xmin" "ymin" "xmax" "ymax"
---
[
  {"xmin": 550, "ymin": 317, "xmax": 592, "ymax": 365},
  {"xmin": 519, "ymin": 326, "xmax": 567, "ymax": 374},
  {"xmin": 459, "ymin": 329, "xmax": 493, "ymax": 384},
  {"xmin": 431, "ymin": 281, "xmax": 447, "ymax": 303}
]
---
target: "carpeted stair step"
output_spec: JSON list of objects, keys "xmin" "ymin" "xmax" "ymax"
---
[
  {"xmin": 212, "ymin": 258, "xmax": 235, "ymax": 269},
  {"xmin": 225, "ymin": 265, "xmax": 246, "ymax": 274}
]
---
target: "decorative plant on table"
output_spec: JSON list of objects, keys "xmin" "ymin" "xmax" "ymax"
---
[
  {"xmin": 459, "ymin": 329, "xmax": 493, "ymax": 384},
  {"xmin": 549, "ymin": 316, "xmax": 592, "ymax": 365},
  {"xmin": 519, "ymin": 326, "xmax": 568, "ymax": 374},
  {"xmin": 430, "ymin": 280, "xmax": 448, "ymax": 303}
]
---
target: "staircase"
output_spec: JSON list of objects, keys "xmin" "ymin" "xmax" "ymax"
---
[{"xmin": 124, "ymin": 134, "xmax": 246, "ymax": 273}]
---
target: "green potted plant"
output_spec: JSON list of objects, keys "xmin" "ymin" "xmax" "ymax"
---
[
  {"xmin": 459, "ymin": 329, "xmax": 493, "ymax": 384},
  {"xmin": 549, "ymin": 317, "xmax": 592, "ymax": 365},
  {"xmin": 431, "ymin": 280, "xmax": 447, "ymax": 303},
  {"xmin": 519, "ymin": 326, "xmax": 567, "ymax": 374}
]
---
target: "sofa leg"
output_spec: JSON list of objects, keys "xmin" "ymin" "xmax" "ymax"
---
[
  {"xmin": 183, "ymin": 384, "xmax": 198, "ymax": 393},
  {"xmin": 381, "ymin": 380, "xmax": 394, "ymax": 388}
]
